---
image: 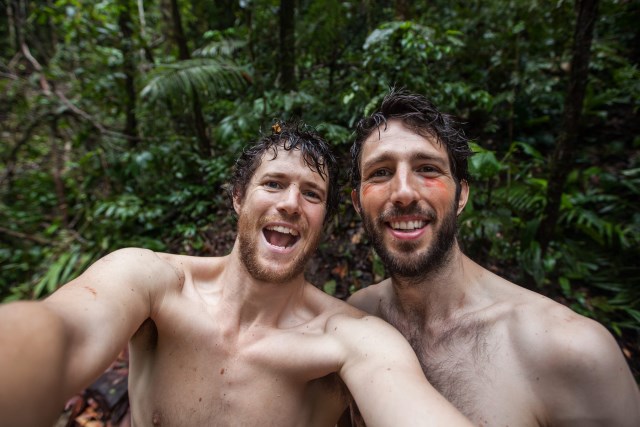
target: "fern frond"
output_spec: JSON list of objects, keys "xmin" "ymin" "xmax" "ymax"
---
[{"xmin": 495, "ymin": 182, "xmax": 546, "ymax": 214}]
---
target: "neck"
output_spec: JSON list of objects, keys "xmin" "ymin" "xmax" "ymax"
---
[
  {"xmin": 219, "ymin": 243, "xmax": 308, "ymax": 329},
  {"xmin": 389, "ymin": 243, "xmax": 474, "ymax": 322}
]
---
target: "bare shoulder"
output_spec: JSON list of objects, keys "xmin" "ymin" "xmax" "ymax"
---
[
  {"xmin": 325, "ymin": 310, "xmax": 416, "ymax": 362},
  {"xmin": 326, "ymin": 311, "xmax": 395, "ymax": 335},
  {"xmin": 508, "ymin": 295, "xmax": 620, "ymax": 372},
  {"xmin": 91, "ymin": 247, "xmax": 182, "ymax": 282},
  {"xmin": 109, "ymin": 248, "xmax": 185, "ymax": 289},
  {"xmin": 347, "ymin": 280, "xmax": 391, "ymax": 315},
  {"xmin": 47, "ymin": 247, "xmax": 187, "ymax": 316},
  {"xmin": 298, "ymin": 284, "xmax": 408, "ymax": 351},
  {"xmin": 479, "ymin": 269, "xmax": 618, "ymax": 367},
  {"xmin": 157, "ymin": 251, "xmax": 222, "ymax": 277},
  {"xmin": 506, "ymin": 292, "xmax": 640, "ymax": 424},
  {"xmin": 298, "ymin": 282, "xmax": 362, "ymax": 318},
  {"xmin": 303, "ymin": 284, "xmax": 407, "ymax": 341}
]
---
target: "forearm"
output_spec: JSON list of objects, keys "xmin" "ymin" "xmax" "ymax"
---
[
  {"xmin": 0, "ymin": 301, "xmax": 74, "ymax": 427},
  {"xmin": 335, "ymin": 316, "xmax": 472, "ymax": 427},
  {"xmin": 347, "ymin": 366, "xmax": 472, "ymax": 427}
]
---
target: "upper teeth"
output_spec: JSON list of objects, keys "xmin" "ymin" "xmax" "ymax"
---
[
  {"xmin": 266, "ymin": 225, "xmax": 299, "ymax": 236},
  {"xmin": 391, "ymin": 220, "xmax": 425, "ymax": 230}
]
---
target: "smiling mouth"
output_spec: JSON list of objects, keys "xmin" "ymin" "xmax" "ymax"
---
[
  {"xmin": 263, "ymin": 225, "xmax": 300, "ymax": 248},
  {"xmin": 388, "ymin": 220, "xmax": 427, "ymax": 231}
]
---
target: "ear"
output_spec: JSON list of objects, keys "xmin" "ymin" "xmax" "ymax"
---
[
  {"xmin": 351, "ymin": 189, "xmax": 362, "ymax": 216},
  {"xmin": 457, "ymin": 180, "xmax": 469, "ymax": 216},
  {"xmin": 232, "ymin": 191, "xmax": 242, "ymax": 215}
]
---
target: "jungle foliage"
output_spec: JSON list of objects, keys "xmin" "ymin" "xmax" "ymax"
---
[{"xmin": 1, "ymin": 0, "xmax": 638, "ymax": 358}]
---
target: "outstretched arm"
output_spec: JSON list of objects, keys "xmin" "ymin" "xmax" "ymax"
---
[
  {"xmin": 0, "ymin": 301, "xmax": 74, "ymax": 426},
  {"xmin": 332, "ymin": 315, "xmax": 472, "ymax": 427},
  {"xmin": 0, "ymin": 248, "xmax": 179, "ymax": 427}
]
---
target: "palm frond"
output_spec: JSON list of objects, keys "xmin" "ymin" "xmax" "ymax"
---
[
  {"xmin": 141, "ymin": 58, "xmax": 249, "ymax": 105},
  {"xmin": 193, "ymin": 39, "xmax": 247, "ymax": 58}
]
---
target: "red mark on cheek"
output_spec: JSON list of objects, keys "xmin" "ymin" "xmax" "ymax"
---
[
  {"xmin": 83, "ymin": 285, "xmax": 97, "ymax": 298},
  {"xmin": 361, "ymin": 184, "xmax": 385, "ymax": 198},
  {"xmin": 421, "ymin": 178, "xmax": 447, "ymax": 190}
]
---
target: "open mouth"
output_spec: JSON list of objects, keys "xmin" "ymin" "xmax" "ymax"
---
[
  {"xmin": 263, "ymin": 225, "xmax": 300, "ymax": 248},
  {"xmin": 388, "ymin": 220, "xmax": 427, "ymax": 231}
]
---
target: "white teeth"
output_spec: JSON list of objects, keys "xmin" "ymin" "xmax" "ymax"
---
[
  {"xmin": 266, "ymin": 225, "xmax": 299, "ymax": 236},
  {"xmin": 390, "ymin": 220, "xmax": 425, "ymax": 230}
]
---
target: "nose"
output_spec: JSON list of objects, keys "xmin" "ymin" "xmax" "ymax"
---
[
  {"xmin": 277, "ymin": 185, "xmax": 301, "ymax": 215},
  {"xmin": 389, "ymin": 167, "xmax": 419, "ymax": 207}
]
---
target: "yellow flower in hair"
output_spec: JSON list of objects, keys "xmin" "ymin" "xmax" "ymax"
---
[{"xmin": 272, "ymin": 123, "xmax": 282, "ymax": 134}]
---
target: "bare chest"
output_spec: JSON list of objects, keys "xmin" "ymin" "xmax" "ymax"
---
[
  {"xmin": 381, "ymin": 309, "xmax": 542, "ymax": 426},
  {"xmin": 127, "ymin": 314, "xmax": 346, "ymax": 426}
]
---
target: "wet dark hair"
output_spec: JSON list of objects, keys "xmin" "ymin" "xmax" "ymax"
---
[
  {"xmin": 228, "ymin": 121, "xmax": 339, "ymax": 223},
  {"xmin": 350, "ymin": 89, "xmax": 473, "ymax": 191}
]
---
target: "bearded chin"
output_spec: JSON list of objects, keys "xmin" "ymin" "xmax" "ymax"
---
[
  {"xmin": 362, "ymin": 202, "xmax": 459, "ymax": 280},
  {"xmin": 237, "ymin": 216, "xmax": 317, "ymax": 283}
]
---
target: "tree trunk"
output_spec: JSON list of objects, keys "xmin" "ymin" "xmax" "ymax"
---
[
  {"xmin": 167, "ymin": 0, "xmax": 212, "ymax": 156},
  {"xmin": 45, "ymin": 0, "xmax": 58, "ymax": 55},
  {"xmin": 395, "ymin": 0, "xmax": 411, "ymax": 20},
  {"xmin": 245, "ymin": 6, "xmax": 255, "ymax": 63},
  {"xmin": 192, "ymin": 91, "xmax": 210, "ymax": 156},
  {"xmin": 279, "ymin": 0, "xmax": 296, "ymax": 91},
  {"xmin": 7, "ymin": 0, "xmax": 21, "ymax": 56},
  {"xmin": 169, "ymin": 0, "xmax": 190, "ymax": 61},
  {"xmin": 3, "ymin": 2, "xmax": 14, "ymax": 55},
  {"xmin": 537, "ymin": 0, "xmax": 600, "ymax": 254},
  {"xmin": 137, "ymin": 0, "xmax": 155, "ymax": 64},
  {"xmin": 118, "ymin": 0, "xmax": 138, "ymax": 145},
  {"xmin": 214, "ymin": 0, "xmax": 236, "ymax": 30}
]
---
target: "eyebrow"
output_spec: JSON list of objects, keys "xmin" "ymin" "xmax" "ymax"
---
[{"xmin": 362, "ymin": 152, "xmax": 448, "ymax": 172}]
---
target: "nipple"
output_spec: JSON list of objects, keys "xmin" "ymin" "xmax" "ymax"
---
[{"xmin": 152, "ymin": 411, "xmax": 161, "ymax": 425}]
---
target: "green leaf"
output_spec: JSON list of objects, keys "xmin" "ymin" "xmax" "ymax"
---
[{"xmin": 323, "ymin": 280, "xmax": 337, "ymax": 296}]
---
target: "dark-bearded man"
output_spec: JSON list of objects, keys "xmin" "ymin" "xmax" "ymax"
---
[{"xmin": 348, "ymin": 89, "xmax": 640, "ymax": 426}]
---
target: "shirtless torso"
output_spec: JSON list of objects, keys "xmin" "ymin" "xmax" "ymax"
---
[
  {"xmin": 127, "ymin": 253, "xmax": 352, "ymax": 427},
  {"xmin": 33, "ymin": 247, "xmax": 469, "ymax": 427},
  {"xmin": 350, "ymin": 255, "xmax": 640, "ymax": 427}
]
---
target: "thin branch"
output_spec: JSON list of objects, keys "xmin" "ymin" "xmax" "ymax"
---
[
  {"xmin": 54, "ymin": 89, "xmax": 107, "ymax": 133},
  {"xmin": 16, "ymin": 39, "xmax": 135, "ymax": 141},
  {"xmin": 54, "ymin": 90, "xmax": 139, "ymax": 141},
  {"xmin": 0, "ymin": 226, "xmax": 49, "ymax": 245},
  {"xmin": 20, "ymin": 41, "xmax": 51, "ymax": 95},
  {"xmin": 0, "ymin": 71, "xmax": 19, "ymax": 80}
]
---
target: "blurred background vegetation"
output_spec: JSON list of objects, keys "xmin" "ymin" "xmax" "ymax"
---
[{"xmin": 1, "ymin": 0, "xmax": 638, "ymax": 373}]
